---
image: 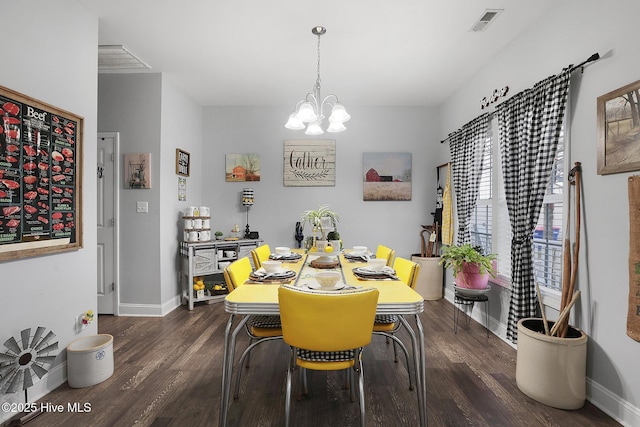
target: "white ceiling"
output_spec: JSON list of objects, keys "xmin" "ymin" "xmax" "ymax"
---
[{"xmin": 80, "ymin": 0, "xmax": 557, "ymax": 107}]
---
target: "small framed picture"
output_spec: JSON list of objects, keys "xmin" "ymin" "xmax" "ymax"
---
[
  {"xmin": 176, "ymin": 148, "xmax": 190, "ymax": 177},
  {"xmin": 125, "ymin": 152, "xmax": 151, "ymax": 189},
  {"xmin": 597, "ymin": 80, "xmax": 640, "ymax": 175}
]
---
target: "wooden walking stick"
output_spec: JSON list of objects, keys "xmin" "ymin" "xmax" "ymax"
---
[
  {"xmin": 536, "ymin": 283, "xmax": 550, "ymax": 335},
  {"xmin": 557, "ymin": 162, "xmax": 582, "ymax": 337}
]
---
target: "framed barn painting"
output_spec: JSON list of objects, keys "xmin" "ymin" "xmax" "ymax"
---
[
  {"xmin": 225, "ymin": 153, "xmax": 260, "ymax": 182},
  {"xmin": 283, "ymin": 140, "xmax": 335, "ymax": 187},
  {"xmin": 597, "ymin": 79, "xmax": 640, "ymax": 175},
  {"xmin": 363, "ymin": 152, "xmax": 412, "ymax": 201}
]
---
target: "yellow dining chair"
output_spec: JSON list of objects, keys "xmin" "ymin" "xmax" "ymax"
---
[
  {"xmin": 251, "ymin": 244, "xmax": 272, "ymax": 269},
  {"xmin": 372, "ymin": 256, "xmax": 420, "ymax": 389},
  {"xmin": 278, "ymin": 286, "xmax": 379, "ymax": 427},
  {"xmin": 375, "ymin": 244, "xmax": 395, "ymax": 267},
  {"xmin": 223, "ymin": 256, "xmax": 282, "ymax": 399}
]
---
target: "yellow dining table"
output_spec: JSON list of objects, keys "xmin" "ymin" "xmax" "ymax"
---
[{"xmin": 219, "ymin": 251, "xmax": 427, "ymax": 426}]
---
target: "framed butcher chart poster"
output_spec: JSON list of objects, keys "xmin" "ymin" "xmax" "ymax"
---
[{"xmin": 0, "ymin": 85, "xmax": 83, "ymax": 261}]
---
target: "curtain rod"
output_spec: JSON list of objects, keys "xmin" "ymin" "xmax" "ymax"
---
[{"xmin": 440, "ymin": 52, "xmax": 600, "ymax": 144}]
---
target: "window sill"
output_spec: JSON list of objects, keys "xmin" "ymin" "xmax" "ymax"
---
[
  {"xmin": 538, "ymin": 285, "xmax": 562, "ymax": 311},
  {"xmin": 489, "ymin": 274, "xmax": 511, "ymax": 289},
  {"xmin": 488, "ymin": 278, "xmax": 562, "ymax": 311}
]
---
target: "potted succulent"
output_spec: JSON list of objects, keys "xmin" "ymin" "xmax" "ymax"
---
[
  {"xmin": 214, "ymin": 231, "xmax": 224, "ymax": 240},
  {"xmin": 439, "ymin": 243, "xmax": 496, "ymax": 289}
]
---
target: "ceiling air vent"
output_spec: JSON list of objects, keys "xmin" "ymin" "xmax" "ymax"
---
[
  {"xmin": 470, "ymin": 9, "xmax": 504, "ymax": 32},
  {"xmin": 98, "ymin": 45, "xmax": 151, "ymax": 71}
]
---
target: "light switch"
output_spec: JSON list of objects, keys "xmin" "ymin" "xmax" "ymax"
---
[{"xmin": 136, "ymin": 201, "xmax": 149, "ymax": 213}]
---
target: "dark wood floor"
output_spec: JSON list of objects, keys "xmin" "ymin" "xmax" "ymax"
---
[{"xmin": 19, "ymin": 298, "xmax": 619, "ymax": 427}]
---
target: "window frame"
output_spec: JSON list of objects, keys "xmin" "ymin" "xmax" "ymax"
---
[{"xmin": 466, "ymin": 117, "xmax": 567, "ymax": 304}]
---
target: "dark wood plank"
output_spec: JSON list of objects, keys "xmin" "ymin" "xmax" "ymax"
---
[{"xmin": 17, "ymin": 299, "xmax": 620, "ymax": 427}]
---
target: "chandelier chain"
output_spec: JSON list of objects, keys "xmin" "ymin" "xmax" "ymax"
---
[{"xmin": 316, "ymin": 32, "xmax": 322, "ymax": 87}]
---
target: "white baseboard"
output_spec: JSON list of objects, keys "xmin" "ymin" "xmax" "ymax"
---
[
  {"xmin": 588, "ymin": 378, "xmax": 640, "ymax": 427},
  {"xmin": 117, "ymin": 296, "xmax": 182, "ymax": 317}
]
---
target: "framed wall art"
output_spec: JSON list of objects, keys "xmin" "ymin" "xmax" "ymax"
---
[
  {"xmin": 0, "ymin": 85, "xmax": 84, "ymax": 261},
  {"xmin": 283, "ymin": 140, "xmax": 335, "ymax": 187},
  {"xmin": 225, "ymin": 153, "xmax": 260, "ymax": 182},
  {"xmin": 124, "ymin": 152, "xmax": 151, "ymax": 189},
  {"xmin": 363, "ymin": 152, "xmax": 412, "ymax": 201},
  {"xmin": 176, "ymin": 148, "xmax": 190, "ymax": 177},
  {"xmin": 597, "ymin": 79, "xmax": 640, "ymax": 175}
]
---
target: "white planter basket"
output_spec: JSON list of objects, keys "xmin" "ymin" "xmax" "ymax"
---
[{"xmin": 516, "ymin": 318, "xmax": 587, "ymax": 409}]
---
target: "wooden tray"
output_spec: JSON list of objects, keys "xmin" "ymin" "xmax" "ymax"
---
[{"xmin": 310, "ymin": 259, "xmax": 339, "ymax": 269}]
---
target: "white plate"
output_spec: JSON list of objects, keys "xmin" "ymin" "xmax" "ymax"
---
[
  {"xmin": 307, "ymin": 282, "xmax": 345, "ymax": 291},
  {"xmin": 454, "ymin": 284, "xmax": 491, "ymax": 297},
  {"xmin": 256, "ymin": 267, "xmax": 285, "ymax": 274}
]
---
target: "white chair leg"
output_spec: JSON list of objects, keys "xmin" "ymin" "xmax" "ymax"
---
[
  {"xmin": 358, "ymin": 359, "xmax": 366, "ymax": 427},
  {"xmin": 285, "ymin": 349, "xmax": 294, "ymax": 427},
  {"xmin": 285, "ymin": 365, "xmax": 292, "ymax": 427}
]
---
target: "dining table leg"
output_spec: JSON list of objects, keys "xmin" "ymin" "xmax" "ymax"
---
[
  {"xmin": 400, "ymin": 315, "xmax": 427, "ymax": 427},
  {"xmin": 219, "ymin": 314, "xmax": 250, "ymax": 427},
  {"xmin": 415, "ymin": 314, "xmax": 427, "ymax": 426}
]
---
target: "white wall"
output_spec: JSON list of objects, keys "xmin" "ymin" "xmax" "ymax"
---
[
  {"xmin": 98, "ymin": 74, "xmax": 203, "ymax": 315},
  {"xmin": 0, "ymin": 1, "xmax": 98, "ymax": 421},
  {"xmin": 98, "ymin": 74, "xmax": 163, "ymax": 308},
  {"xmin": 201, "ymin": 106, "xmax": 440, "ymax": 259},
  {"xmin": 159, "ymin": 77, "xmax": 203, "ymax": 306},
  {"xmin": 438, "ymin": 0, "xmax": 640, "ymax": 423}
]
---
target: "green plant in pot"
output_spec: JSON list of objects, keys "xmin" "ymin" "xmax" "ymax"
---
[
  {"xmin": 214, "ymin": 231, "xmax": 224, "ymax": 240},
  {"xmin": 327, "ymin": 229, "xmax": 342, "ymax": 251},
  {"xmin": 439, "ymin": 243, "xmax": 497, "ymax": 289},
  {"xmin": 301, "ymin": 204, "xmax": 339, "ymax": 241}
]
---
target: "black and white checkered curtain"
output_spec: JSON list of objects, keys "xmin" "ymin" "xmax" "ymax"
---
[
  {"xmin": 497, "ymin": 69, "xmax": 571, "ymax": 343},
  {"xmin": 448, "ymin": 113, "xmax": 490, "ymax": 245}
]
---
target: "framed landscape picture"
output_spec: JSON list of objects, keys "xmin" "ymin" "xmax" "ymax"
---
[
  {"xmin": 363, "ymin": 152, "xmax": 412, "ymax": 201},
  {"xmin": 225, "ymin": 153, "xmax": 260, "ymax": 182},
  {"xmin": 597, "ymin": 79, "xmax": 640, "ymax": 175}
]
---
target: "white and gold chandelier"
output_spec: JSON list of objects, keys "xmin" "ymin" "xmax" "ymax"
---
[{"xmin": 285, "ymin": 26, "xmax": 350, "ymax": 135}]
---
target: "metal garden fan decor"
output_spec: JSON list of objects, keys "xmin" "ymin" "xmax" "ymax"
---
[{"xmin": 0, "ymin": 327, "xmax": 58, "ymax": 393}]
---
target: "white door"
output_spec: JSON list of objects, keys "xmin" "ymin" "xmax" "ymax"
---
[{"xmin": 97, "ymin": 132, "xmax": 119, "ymax": 314}]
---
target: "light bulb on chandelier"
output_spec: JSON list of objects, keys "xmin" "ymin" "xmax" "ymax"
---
[{"xmin": 285, "ymin": 26, "xmax": 350, "ymax": 135}]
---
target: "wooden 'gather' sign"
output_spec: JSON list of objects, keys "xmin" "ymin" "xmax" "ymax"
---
[{"xmin": 283, "ymin": 140, "xmax": 335, "ymax": 187}]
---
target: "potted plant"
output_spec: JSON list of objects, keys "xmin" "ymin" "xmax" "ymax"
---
[
  {"xmin": 214, "ymin": 231, "xmax": 224, "ymax": 240},
  {"xmin": 439, "ymin": 243, "xmax": 496, "ymax": 289},
  {"xmin": 327, "ymin": 229, "xmax": 342, "ymax": 251},
  {"xmin": 301, "ymin": 204, "xmax": 339, "ymax": 241}
]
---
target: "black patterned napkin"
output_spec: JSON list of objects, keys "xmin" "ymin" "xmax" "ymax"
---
[{"xmin": 352, "ymin": 266, "xmax": 398, "ymax": 280}]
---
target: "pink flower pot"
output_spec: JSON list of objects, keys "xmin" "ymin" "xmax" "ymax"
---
[{"xmin": 455, "ymin": 262, "xmax": 489, "ymax": 289}]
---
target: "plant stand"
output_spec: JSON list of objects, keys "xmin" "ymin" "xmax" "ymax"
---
[
  {"xmin": 453, "ymin": 291, "xmax": 489, "ymax": 337},
  {"xmin": 516, "ymin": 318, "xmax": 587, "ymax": 409}
]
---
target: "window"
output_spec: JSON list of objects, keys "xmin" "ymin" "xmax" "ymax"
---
[
  {"xmin": 531, "ymin": 138, "xmax": 564, "ymax": 291},
  {"xmin": 469, "ymin": 128, "xmax": 492, "ymax": 256},
  {"xmin": 468, "ymin": 118, "xmax": 564, "ymax": 290}
]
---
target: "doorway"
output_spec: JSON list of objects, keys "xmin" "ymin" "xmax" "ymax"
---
[{"xmin": 97, "ymin": 132, "xmax": 120, "ymax": 314}]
